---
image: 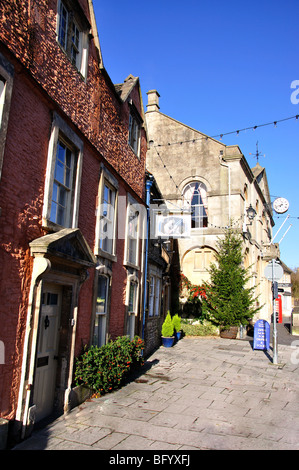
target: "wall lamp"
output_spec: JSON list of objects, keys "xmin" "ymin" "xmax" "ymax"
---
[{"xmin": 246, "ymin": 204, "xmax": 257, "ymax": 225}]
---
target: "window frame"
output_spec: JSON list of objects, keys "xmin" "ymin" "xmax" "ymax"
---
[
  {"xmin": 56, "ymin": 0, "xmax": 89, "ymax": 78},
  {"xmin": 124, "ymin": 195, "xmax": 141, "ymax": 269},
  {"xmin": 50, "ymin": 137, "xmax": 76, "ymax": 227},
  {"xmin": 182, "ymin": 181, "xmax": 208, "ymax": 229},
  {"xmin": 93, "ymin": 273, "xmax": 109, "ymax": 347},
  {"xmin": 43, "ymin": 112, "xmax": 83, "ymax": 230},
  {"xmin": 0, "ymin": 53, "xmax": 14, "ymax": 184},
  {"xmin": 125, "ymin": 273, "xmax": 140, "ymax": 339},
  {"xmin": 128, "ymin": 105, "xmax": 142, "ymax": 158},
  {"xmin": 95, "ymin": 166, "xmax": 118, "ymax": 260}
]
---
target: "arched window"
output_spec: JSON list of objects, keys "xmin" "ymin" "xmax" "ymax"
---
[{"xmin": 183, "ymin": 181, "xmax": 208, "ymax": 228}]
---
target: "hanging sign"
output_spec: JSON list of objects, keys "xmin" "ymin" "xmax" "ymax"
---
[{"xmin": 253, "ymin": 320, "xmax": 270, "ymax": 351}]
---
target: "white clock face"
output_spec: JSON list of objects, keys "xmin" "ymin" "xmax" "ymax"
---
[{"xmin": 273, "ymin": 197, "xmax": 289, "ymax": 214}]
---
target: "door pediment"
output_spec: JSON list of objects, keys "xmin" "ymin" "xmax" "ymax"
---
[{"xmin": 30, "ymin": 228, "xmax": 96, "ymax": 268}]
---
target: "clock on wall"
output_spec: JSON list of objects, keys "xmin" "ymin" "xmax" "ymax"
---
[{"xmin": 273, "ymin": 197, "xmax": 289, "ymax": 214}]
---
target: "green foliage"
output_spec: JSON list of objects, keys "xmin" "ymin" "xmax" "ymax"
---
[
  {"xmin": 180, "ymin": 273, "xmax": 210, "ymax": 322},
  {"xmin": 181, "ymin": 319, "xmax": 219, "ymax": 336},
  {"xmin": 203, "ymin": 228, "xmax": 261, "ymax": 329},
  {"xmin": 172, "ymin": 314, "xmax": 181, "ymax": 332},
  {"xmin": 74, "ymin": 336, "xmax": 144, "ymax": 395},
  {"xmin": 161, "ymin": 312, "xmax": 174, "ymax": 337}
]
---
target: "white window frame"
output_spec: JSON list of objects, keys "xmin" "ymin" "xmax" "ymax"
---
[
  {"xmin": 0, "ymin": 78, "xmax": 5, "ymax": 127},
  {"xmin": 95, "ymin": 166, "xmax": 118, "ymax": 259},
  {"xmin": 43, "ymin": 112, "xmax": 83, "ymax": 229},
  {"xmin": 125, "ymin": 273, "xmax": 139, "ymax": 339},
  {"xmin": 154, "ymin": 277, "xmax": 161, "ymax": 316},
  {"xmin": 148, "ymin": 276, "xmax": 155, "ymax": 317},
  {"xmin": 148, "ymin": 274, "xmax": 162, "ymax": 317},
  {"xmin": 56, "ymin": 0, "xmax": 89, "ymax": 78},
  {"xmin": 93, "ymin": 273, "xmax": 109, "ymax": 347},
  {"xmin": 124, "ymin": 195, "xmax": 141, "ymax": 269},
  {"xmin": 0, "ymin": 53, "xmax": 14, "ymax": 183}
]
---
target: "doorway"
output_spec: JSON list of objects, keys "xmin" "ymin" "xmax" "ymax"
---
[{"xmin": 33, "ymin": 283, "xmax": 62, "ymax": 422}]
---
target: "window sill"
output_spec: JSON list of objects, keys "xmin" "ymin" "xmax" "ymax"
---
[
  {"xmin": 124, "ymin": 260, "xmax": 140, "ymax": 271},
  {"xmin": 96, "ymin": 248, "xmax": 117, "ymax": 263},
  {"xmin": 42, "ymin": 218, "xmax": 68, "ymax": 232}
]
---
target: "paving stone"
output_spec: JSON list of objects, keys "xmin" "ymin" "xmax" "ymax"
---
[{"xmin": 13, "ymin": 336, "xmax": 299, "ymax": 451}]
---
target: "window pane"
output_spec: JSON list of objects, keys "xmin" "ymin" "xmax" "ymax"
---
[
  {"xmin": 99, "ymin": 183, "xmax": 116, "ymax": 254},
  {"xmin": 129, "ymin": 282, "xmax": 136, "ymax": 312},
  {"xmin": 52, "ymin": 182, "xmax": 58, "ymax": 203},
  {"xmin": 58, "ymin": 2, "xmax": 68, "ymax": 49},
  {"xmin": 51, "ymin": 138, "xmax": 75, "ymax": 226},
  {"xmin": 50, "ymin": 201, "xmax": 57, "ymax": 223},
  {"xmin": 57, "ymin": 204, "xmax": 65, "ymax": 225},
  {"xmin": 0, "ymin": 78, "xmax": 5, "ymax": 125},
  {"xmin": 55, "ymin": 159, "xmax": 65, "ymax": 184},
  {"xmin": 96, "ymin": 276, "xmax": 108, "ymax": 314},
  {"xmin": 58, "ymin": 186, "xmax": 67, "ymax": 206}
]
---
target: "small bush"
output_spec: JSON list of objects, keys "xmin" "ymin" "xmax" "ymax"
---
[
  {"xmin": 74, "ymin": 336, "xmax": 144, "ymax": 396},
  {"xmin": 161, "ymin": 312, "xmax": 174, "ymax": 337},
  {"xmin": 181, "ymin": 319, "xmax": 219, "ymax": 337},
  {"xmin": 172, "ymin": 314, "xmax": 181, "ymax": 332}
]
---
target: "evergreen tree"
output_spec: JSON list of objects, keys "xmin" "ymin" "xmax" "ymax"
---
[{"xmin": 203, "ymin": 228, "xmax": 260, "ymax": 329}]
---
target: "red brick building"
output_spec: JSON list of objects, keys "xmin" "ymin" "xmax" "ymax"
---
[{"xmin": 0, "ymin": 0, "xmax": 147, "ymax": 443}]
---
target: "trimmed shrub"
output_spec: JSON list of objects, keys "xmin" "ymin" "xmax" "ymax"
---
[
  {"xmin": 74, "ymin": 336, "xmax": 144, "ymax": 396},
  {"xmin": 172, "ymin": 314, "xmax": 181, "ymax": 332},
  {"xmin": 161, "ymin": 312, "xmax": 174, "ymax": 337}
]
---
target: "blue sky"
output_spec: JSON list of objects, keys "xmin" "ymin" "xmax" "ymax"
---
[{"xmin": 93, "ymin": 0, "xmax": 299, "ymax": 270}]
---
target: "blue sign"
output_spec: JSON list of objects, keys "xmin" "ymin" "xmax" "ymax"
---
[{"xmin": 253, "ymin": 320, "xmax": 270, "ymax": 350}]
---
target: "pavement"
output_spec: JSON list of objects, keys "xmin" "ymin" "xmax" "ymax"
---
[{"xmin": 13, "ymin": 322, "xmax": 299, "ymax": 452}]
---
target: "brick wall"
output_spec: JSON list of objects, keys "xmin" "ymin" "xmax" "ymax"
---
[{"xmin": 0, "ymin": 0, "xmax": 147, "ymax": 422}]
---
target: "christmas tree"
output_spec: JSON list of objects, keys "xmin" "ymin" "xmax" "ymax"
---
[{"xmin": 203, "ymin": 228, "xmax": 260, "ymax": 330}]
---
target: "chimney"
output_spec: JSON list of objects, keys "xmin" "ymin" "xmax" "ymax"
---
[{"xmin": 146, "ymin": 90, "xmax": 160, "ymax": 112}]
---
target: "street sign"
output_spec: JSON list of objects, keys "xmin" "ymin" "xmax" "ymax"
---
[
  {"xmin": 264, "ymin": 259, "xmax": 284, "ymax": 281},
  {"xmin": 253, "ymin": 320, "xmax": 270, "ymax": 350}
]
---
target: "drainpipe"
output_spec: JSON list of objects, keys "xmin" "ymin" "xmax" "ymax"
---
[
  {"xmin": 142, "ymin": 176, "xmax": 154, "ymax": 343},
  {"xmin": 219, "ymin": 152, "xmax": 231, "ymax": 224}
]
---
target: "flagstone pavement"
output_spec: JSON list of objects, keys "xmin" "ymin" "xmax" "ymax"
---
[{"xmin": 13, "ymin": 331, "xmax": 299, "ymax": 451}]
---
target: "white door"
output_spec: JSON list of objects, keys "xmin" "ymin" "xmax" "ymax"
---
[{"xmin": 33, "ymin": 283, "xmax": 62, "ymax": 422}]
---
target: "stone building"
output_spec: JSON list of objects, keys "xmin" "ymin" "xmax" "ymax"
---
[
  {"xmin": 145, "ymin": 90, "xmax": 279, "ymax": 323},
  {"xmin": 0, "ymin": 0, "xmax": 148, "ymax": 442}
]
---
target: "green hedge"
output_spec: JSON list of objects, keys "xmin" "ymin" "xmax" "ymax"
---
[
  {"xmin": 181, "ymin": 320, "xmax": 219, "ymax": 337},
  {"xmin": 74, "ymin": 336, "xmax": 144, "ymax": 396}
]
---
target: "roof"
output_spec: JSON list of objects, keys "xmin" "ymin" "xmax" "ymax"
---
[{"xmin": 114, "ymin": 74, "xmax": 139, "ymax": 102}]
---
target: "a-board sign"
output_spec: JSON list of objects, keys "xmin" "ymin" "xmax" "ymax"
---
[{"xmin": 253, "ymin": 320, "xmax": 270, "ymax": 351}]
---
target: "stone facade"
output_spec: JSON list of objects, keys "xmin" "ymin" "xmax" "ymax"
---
[{"xmin": 145, "ymin": 90, "xmax": 279, "ymax": 323}]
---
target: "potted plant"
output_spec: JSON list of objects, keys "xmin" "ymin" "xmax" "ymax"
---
[
  {"xmin": 203, "ymin": 228, "xmax": 261, "ymax": 339},
  {"xmin": 161, "ymin": 312, "xmax": 175, "ymax": 347},
  {"xmin": 172, "ymin": 314, "xmax": 182, "ymax": 341}
]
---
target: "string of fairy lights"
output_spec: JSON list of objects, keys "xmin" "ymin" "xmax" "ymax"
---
[{"xmin": 149, "ymin": 113, "xmax": 299, "ymax": 229}]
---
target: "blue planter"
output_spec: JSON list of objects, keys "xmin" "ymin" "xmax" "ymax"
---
[
  {"xmin": 175, "ymin": 331, "xmax": 182, "ymax": 341},
  {"xmin": 161, "ymin": 336, "xmax": 175, "ymax": 348}
]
